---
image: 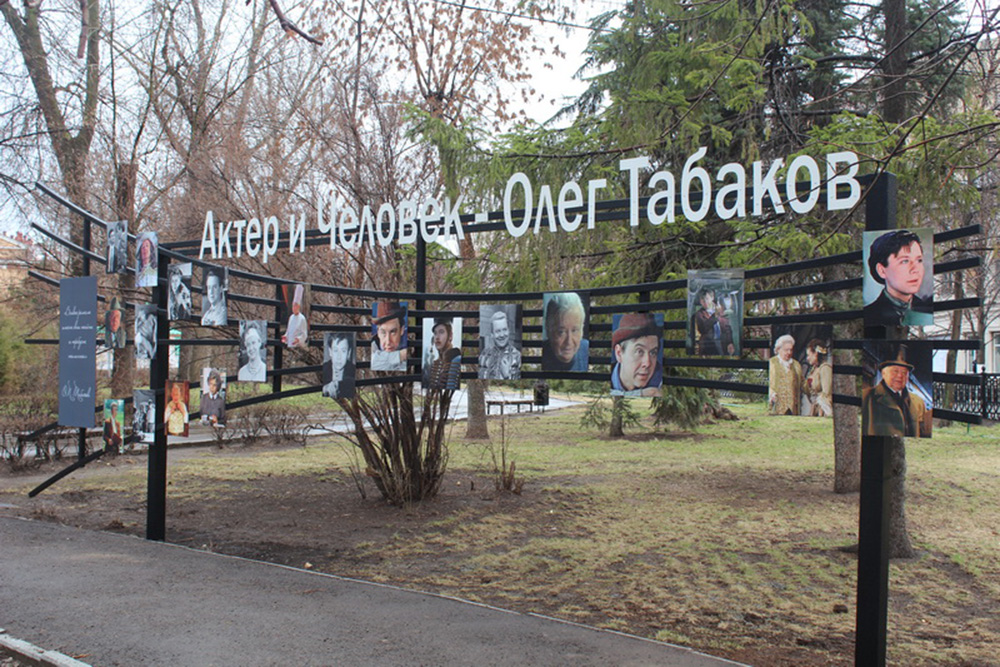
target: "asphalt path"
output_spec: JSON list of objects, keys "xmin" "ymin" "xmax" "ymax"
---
[{"xmin": 1, "ymin": 517, "xmax": 744, "ymax": 667}]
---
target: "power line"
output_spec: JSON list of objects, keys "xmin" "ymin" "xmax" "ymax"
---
[{"xmin": 427, "ymin": 0, "xmax": 614, "ymax": 33}]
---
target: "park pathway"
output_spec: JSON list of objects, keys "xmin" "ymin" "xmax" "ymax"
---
[{"xmin": 0, "ymin": 516, "xmax": 744, "ymax": 667}]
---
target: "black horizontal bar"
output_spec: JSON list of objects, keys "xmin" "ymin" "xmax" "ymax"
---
[
  {"xmin": 28, "ymin": 447, "xmax": 107, "ymax": 497},
  {"xmin": 932, "ymin": 408, "xmax": 982, "ymax": 424}
]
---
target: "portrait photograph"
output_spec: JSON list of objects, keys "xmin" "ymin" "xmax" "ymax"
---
[
  {"xmin": 863, "ymin": 228, "xmax": 934, "ymax": 328},
  {"xmin": 542, "ymin": 292, "xmax": 589, "ymax": 372},
  {"xmin": 478, "ymin": 304, "xmax": 522, "ymax": 380},
  {"xmin": 200, "ymin": 367, "xmax": 227, "ymax": 428},
  {"xmin": 281, "ymin": 283, "xmax": 310, "ymax": 349},
  {"xmin": 370, "ymin": 301, "xmax": 408, "ymax": 372},
  {"xmin": 422, "ymin": 317, "xmax": 462, "ymax": 390},
  {"xmin": 610, "ymin": 312, "xmax": 664, "ymax": 397},
  {"xmin": 164, "ymin": 380, "xmax": 190, "ymax": 438},
  {"xmin": 862, "ymin": 341, "xmax": 933, "ymax": 438},
  {"xmin": 201, "ymin": 266, "xmax": 229, "ymax": 326},
  {"xmin": 106, "ymin": 220, "xmax": 127, "ymax": 274},
  {"xmin": 105, "ymin": 296, "xmax": 126, "ymax": 349},
  {"xmin": 132, "ymin": 389, "xmax": 155, "ymax": 445},
  {"xmin": 687, "ymin": 269, "xmax": 744, "ymax": 357},
  {"xmin": 102, "ymin": 398, "xmax": 125, "ymax": 452},
  {"xmin": 134, "ymin": 303, "xmax": 158, "ymax": 360},
  {"xmin": 135, "ymin": 231, "xmax": 158, "ymax": 288},
  {"xmin": 168, "ymin": 263, "xmax": 193, "ymax": 321},
  {"xmin": 322, "ymin": 332, "xmax": 356, "ymax": 399},
  {"xmin": 237, "ymin": 320, "xmax": 268, "ymax": 382},
  {"xmin": 768, "ymin": 324, "xmax": 834, "ymax": 417}
]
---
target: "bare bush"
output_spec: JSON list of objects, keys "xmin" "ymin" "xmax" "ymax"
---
[
  {"xmin": 0, "ymin": 396, "xmax": 68, "ymax": 470},
  {"xmin": 490, "ymin": 415, "xmax": 523, "ymax": 494},
  {"xmin": 226, "ymin": 401, "xmax": 311, "ymax": 446},
  {"xmin": 337, "ymin": 383, "xmax": 451, "ymax": 505}
]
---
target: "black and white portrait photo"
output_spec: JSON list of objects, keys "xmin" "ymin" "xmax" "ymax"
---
[
  {"xmin": 132, "ymin": 389, "xmax": 156, "ymax": 444},
  {"xmin": 168, "ymin": 263, "xmax": 193, "ymax": 321},
  {"xmin": 237, "ymin": 320, "xmax": 268, "ymax": 382},
  {"xmin": 201, "ymin": 266, "xmax": 228, "ymax": 327},
  {"xmin": 134, "ymin": 303, "xmax": 158, "ymax": 360},
  {"xmin": 106, "ymin": 220, "xmax": 127, "ymax": 274},
  {"xmin": 478, "ymin": 304, "xmax": 522, "ymax": 380},
  {"xmin": 322, "ymin": 332, "xmax": 356, "ymax": 399}
]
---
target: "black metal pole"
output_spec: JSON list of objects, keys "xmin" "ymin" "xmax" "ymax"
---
[
  {"xmin": 146, "ymin": 256, "xmax": 170, "ymax": 541},
  {"xmin": 415, "ymin": 237, "xmax": 427, "ymax": 375},
  {"xmin": 273, "ymin": 284, "xmax": 284, "ymax": 394},
  {"xmin": 855, "ymin": 171, "xmax": 897, "ymax": 667},
  {"xmin": 78, "ymin": 215, "xmax": 92, "ymax": 461}
]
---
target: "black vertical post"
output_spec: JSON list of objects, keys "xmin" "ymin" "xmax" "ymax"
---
[
  {"xmin": 146, "ymin": 256, "xmax": 170, "ymax": 541},
  {"xmin": 416, "ymin": 237, "xmax": 427, "ymax": 375},
  {"xmin": 273, "ymin": 284, "xmax": 284, "ymax": 394},
  {"xmin": 79, "ymin": 216, "xmax": 93, "ymax": 461},
  {"xmin": 855, "ymin": 171, "xmax": 897, "ymax": 666}
]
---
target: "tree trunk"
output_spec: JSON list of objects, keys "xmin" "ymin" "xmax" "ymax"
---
[
  {"xmin": 882, "ymin": 0, "xmax": 909, "ymax": 124},
  {"xmin": 110, "ymin": 162, "xmax": 136, "ymax": 397},
  {"xmin": 465, "ymin": 379, "xmax": 489, "ymax": 439},
  {"xmin": 833, "ymin": 348, "xmax": 860, "ymax": 493},
  {"xmin": 609, "ymin": 396, "xmax": 624, "ymax": 437},
  {"xmin": 887, "ymin": 435, "xmax": 915, "ymax": 558}
]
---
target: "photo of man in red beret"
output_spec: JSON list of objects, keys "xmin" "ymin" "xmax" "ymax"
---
[{"xmin": 610, "ymin": 312, "xmax": 664, "ymax": 397}]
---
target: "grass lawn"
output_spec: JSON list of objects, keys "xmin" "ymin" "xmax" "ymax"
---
[{"xmin": 2, "ymin": 400, "xmax": 996, "ymax": 666}]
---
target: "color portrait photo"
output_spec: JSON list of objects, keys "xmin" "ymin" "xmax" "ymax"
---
[
  {"xmin": 422, "ymin": 318, "xmax": 462, "ymax": 390},
  {"xmin": 102, "ymin": 398, "xmax": 125, "ymax": 452},
  {"xmin": 862, "ymin": 341, "xmax": 933, "ymax": 438},
  {"xmin": 135, "ymin": 231, "xmax": 158, "ymax": 288},
  {"xmin": 370, "ymin": 301, "xmax": 408, "ymax": 372},
  {"xmin": 542, "ymin": 292, "xmax": 589, "ymax": 372},
  {"xmin": 863, "ymin": 228, "xmax": 933, "ymax": 328},
  {"xmin": 281, "ymin": 283, "xmax": 310, "ymax": 349},
  {"xmin": 322, "ymin": 332, "xmax": 356, "ymax": 399},
  {"xmin": 687, "ymin": 269, "xmax": 744, "ymax": 356},
  {"xmin": 164, "ymin": 380, "xmax": 190, "ymax": 438},
  {"xmin": 768, "ymin": 325, "xmax": 833, "ymax": 417},
  {"xmin": 105, "ymin": 296, "xmax": 126, "ymax": 350},
  {"xmin": 200, "ymin": 367, "xmax": 227, "ymax": 428},
  {"xmin": 610, "ymin": 312, "xmax": 663, "ymax": 397},
  {"xmin": 478, "ymin": 304, "xmax": 522, "ymax": 380}
]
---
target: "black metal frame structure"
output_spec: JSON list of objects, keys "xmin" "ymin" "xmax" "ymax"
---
[{"xmin": 20, "ymin": 173, "xmax": 983, "ymax": 667}]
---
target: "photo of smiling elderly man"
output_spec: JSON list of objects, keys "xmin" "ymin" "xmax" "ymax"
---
[
  {"xmin": 478, "ymin": 304, "xmax": 522, "ymax": 380},
  {"xmin": 863, "ymin": 228, "xmax": 933, "ymax": 328},
  {"xmin": 861, "ymin": 341, "xmax": 933, "ymax": 438},
  {"xmin": 610, "ymin": 312, "xmax": 664, "ymax": 397},
  {"xmin": 542, "ymin": 292, "xmax": 589, "ymax": 372}
]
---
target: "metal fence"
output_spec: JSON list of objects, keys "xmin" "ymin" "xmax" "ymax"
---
[{"xmin": 934, "ymin": 374, "xmax": 1000, "ymax": 421}]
